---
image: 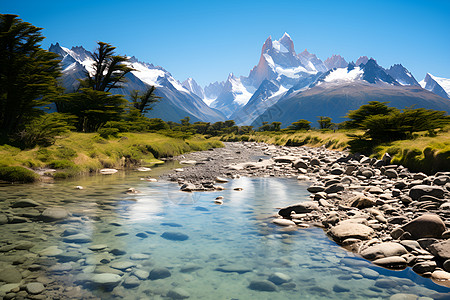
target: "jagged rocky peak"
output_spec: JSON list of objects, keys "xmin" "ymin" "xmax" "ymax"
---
[
  {"xmin": 360, "ymin": 58, "xmax": 398, "ymax": 85},
  {"xmin": 182, "ymin": 78, "xmax": 205, "ymax": 99},
  {"xmin": 386, "ymin": 64, "xmax": 420, "ymax": 86},
  {"xmin": 355, "ymin": 56, "xmax": 370, "ymax": 66},
  {"xmin": 277, "ymin": 32, "xmax": 295, "ymax": 53},
  {"xmin": 324, "ymin": 55, "xmax": 348, "ymax": 70}
]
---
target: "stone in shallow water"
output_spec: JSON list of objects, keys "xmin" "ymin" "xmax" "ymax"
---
[
  {"xmin": 167, "ymin": 287, "xmax": 190, "ymax": 299},
  {"xmin": 111, "ymin": 261, "xmax": 135, "ymax": 271},
  {"xmin": 180, "ymin": 263, "xmax": 202, "ymax": 273},
  {"xmin": 161, "ymin": 231, "xmax": 189, "ymax": 241},
  {"xmin": 11, "ymin": 199, "xmax": 40, "ymax": 208},
  {"xmin": 329, "ymin": 223, "xmax": 374, "ymax": 242},
  {"xmin": 272, "ymin": 219, "xmax": 296, "ymax": 226},
  {"xmin": 0, "ymin": 266, "xmax": 22, "ymax": 283},
  {"xmin": 161, "ymin": 222, "xmax": 183, "ymax": 227},
  {"xmin": 389, "ymin": 294, "xmax": 419, "ymax": 300},
  {"xmin": 373, "ymin": 256, "xmax": 407, "ymax": 269},
  {"xmin": 268, "ymin": 272, "xmax": 291, "ymax": 285},
  {"xmin": 215, "ymin": 264, "xmax": 251, "ymax": 274},
  {"xmin": 48, "ymin": 263, "xmax": 73, "ymax": 273},
  {"xmin": 130, "ymin": 253, "xmax": 150, "ymax": 260},
  {"xmin": 91, "ymin": 273, "xmax": 122, "ymax": 286},
  {"xmin": 149, "ymin": 267, "xmax": 171, "ymax": 280},
  {"xmin": 123, "ymin": 276, "xmax": 140, "ymax": 288},
  {"xmin": 133, "ymin": 269, "xmax": 149, "ymax": 280},
  {"xmin": 360, "ymin": 242, "xmax": 408, "ymax": 260},
  {"xmin": 136, "ymin": 232, "xmax": 148, "ymax": 238},
  {"xmin": 63, "ymin": 233, "xmax": 91, "ymax": 243},
  {"xmin": 39, "ymin": 246, "xmax": 63, "ymax": 256},
  {"xmin": 360, "ymin": 267, "xmax": 379, "ymax": 279},
  {"xmin": 248, "ymin": 280, "xmax": 277, "ymax": 292},
  {"xmin": 110, "ymin": 248, "xmax": 127, "ymax": 256},
  {"xmin": 89, "ymin": 244, "xmax": 108, "ymax": 251},
  {"xmin": 40, "ymin": 207, "xmax": 69, "ymax": 222},
  {"xmin": 333, "ymin": 283, "xmax": 350, "ymax": 293},
  {"xmin": 26, "ymin": 282, "xmax": 45, "ymax": 294}
]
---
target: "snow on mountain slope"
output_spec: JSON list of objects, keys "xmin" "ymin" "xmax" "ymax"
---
[
  {"xmin": 182, "ymin": 78, "xmax": 205, "ymax": 99},
  {"xmin": 324, "ymin": 55, "xmax": 348, "ymax": 70},
  {"xmin": 386, "ymin": 64, "xmax": 420, "ymax": 86},
  {"xmin": 319, "ymin": 67, "xmax": 364, "ymax": 84},
  {"xmin": 49, "ymin": 43, "xmax": 226, "ymax": 123},
  {"xmin": 420, "ymin": 73, "xmax": 450, "ymax": 99}
]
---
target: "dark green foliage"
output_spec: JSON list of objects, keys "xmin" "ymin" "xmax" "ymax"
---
[
  {"xmin": 345, "ymin": 101, "xmax": 397, "ymax": 128},
  {"xmin": 0, "ymin": 166, "xmax": 37, "ymax": 183},
  {"xmin": 0, "ymin": 14, "xmax": 61, "ymax": 137},
  {"xmin": 258, "ymin": 121, "xmax": 282, "ymax": 131},
  {"xmin": 14, "ymin": 113, "xmax": 75, "ymax": 148},
  {"xmin": 130, "ymin": 86, "xmax": 161, "ymax": 115},
  {"xmin": 363, "ymin": 107, "xmax": 449, "ymax": 142},
  {"xmin": 289, "ymin": 119, "xmax": 311, "ymax": 130},
  {"xmin": 48, "ymin": 159, "xmax": 76, "ymax": 169},
  {"xmin": 317, "ymin": 116, "xmax": 333, "ymax": 129},
  {"xmin": 98, "ymin": 127, "xmax": 119, "ymax": 139}
]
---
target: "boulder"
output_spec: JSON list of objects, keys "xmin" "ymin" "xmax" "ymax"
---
[
  {"xmin": 384, "ymin": 169, "xmax": 398, "ymax": 179},
  {"xmin": 161, "ymin": 231, "xmax": 189, "ymax": 241},
  {"xmin": 329, "ymin": 223, "xmax": 374, "ymax": 243},
  {"xmin": 180, "ymin": 183, "xmax": 196, "ymax": 192},
  {"xmin": 401, "ymin": 214, "xmax": 446, "ymax": 239},
  {"xmin": 0, "ymin": 266, "xmax": 22, "ymax": 283},
  {"xmin": 372, "ymin": 256, "xmax": 407, "ymax": 269},
  {"xmin": 26, "ymin": 282, "xmax": 45, "ymax": 294},
  {"xmin": 307, "ymin": 185, "xmax": 325, "ymax": 193},
  {"xmin": 324, "ymin": 183, "xmax": 345, "ymax": 194},
  {"xmin": 278, "ymin": 201, "xmax": 319, "ymax": 218},
  {"xmin": 268, "ymin": 272, "xmax": 292, "ymax": 285},
  {"xmin": 149, "ymin": 267, "xmax": 171, "ymax": 280},
  {"xmin": 409, "ymin": 185, "xmax": 445, "ymax": 200},
  {"xmin": 412, "ymin": 261, "xmax": 437, "ymax": 274},
  {"xmin": 167, "ymin": 288, "xmax": 190, "ymax": 299},
  {"xmin": 91, "ymin": 273, "xmax": 121, "ymax": 286},
  {"xmin": 350, "ymin": 195, "xmax": 376, "ymax": 209},
  {"xmin": 293, "ymin": 160, "xmax": 308, "ymax": 169},
  {"xmin": 248, "ymin": 280, "xmax": 277, "ymax": 292},
  {"xmin": 40, "ymin": 207, "xmax": 69, "ymax": 222},
  {"xmin": 360, "ymin": 242, "xmax": 408, "ymax": 260},
  {"xmin": 428, "ymin": 239, "xmax": 450, "ymax": 260}
]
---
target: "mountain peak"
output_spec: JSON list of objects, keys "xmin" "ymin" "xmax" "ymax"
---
[
  {"xmin": 324, "ymin": 55, "xmax": 348, "ymax": 70},
  {"xmin": 278, "ymin": 32, "xmax": 295, "ymax": 53},
  {"xmin": 355, "ymin": 56, "xmax": 370, "ymax": 66}
]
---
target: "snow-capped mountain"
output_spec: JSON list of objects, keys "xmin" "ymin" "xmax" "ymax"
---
[
  {"xmin": 49, "ymin": 43, "xmax": 226, "ymax": 123},
  {"xmin": 209, "ymin": 74, "xmax": 256, "ymax": 118},
  {"xmin": 251, "ymin": 58, "xmax": 450, "ymax": 128},
  {"xmin": 182, "ymin": 78, "xmax": 205, "ymax": 100},
  {"xmin": 420, "ymin": 73, "xmax": 450, "ymax": 99},
  {"xmin": 385, "ymin": 64, "xmax": 420, "ymax": 86},
  {"xmin": 324, "ymin": 55, "xmax": 348, "ymax": 70}
]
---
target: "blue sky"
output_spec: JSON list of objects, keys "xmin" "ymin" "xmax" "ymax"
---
[{"xmin": 3, "ymin": 0, "xmax": 450, "ymax": 87}]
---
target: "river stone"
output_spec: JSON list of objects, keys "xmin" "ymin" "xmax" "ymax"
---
[
  {"xmin": 40, "ymin": 207, "xmax": 69, "ymax": 222},
  {"xmin": 92, "ymin": 273, "xmax": 121, "ymax": 286},
  {"xmin": 272, "ymin": 219, "xmax": 296, "ymax": 226},
  {"xmin": 350, "ymin": 195, "xmax": 376, "ymax": 209},
  {"xmin": 63, "ymin": 233, "xmax": 92, "ymax": 243},
  {"xmin": 39, "ymin": 246, "xmax": 63, "ymax": 256},
  {"xmin": 161, "ymin": 231, "xmax": 189, "ymax": 241},
  {"xmin": 49, "ymin": 262, "xmax": 73, "ymax": 273},
  {"xmin": 0, "ymin": 266, "xmax": 22, "ymax": 283},
  {"xmin": 130, "ymin": 253, "xmax": 150, "ymax": 260},
  {"xmin": 14, "ymin": 241, "xmax": 35, "ymax": 250},
  {"xmin": 278, "ymin": 201, "xmax": 319, "ymax": 218},
  {"xmin": 307, "ymin": 185, "xmax": 325, "ymax": 193},
  {"xmin": 123, "ymin": 276, "xmax": 140, "ymax": 288},
  {"xmin": 366, "ymin": 186, "xmax": 384, "ymax": 194},
  {"xmin": 215, "ymin": 264, "xmax": 251, "ymax": 274},
  {"xmin": 180, "ymin": 183, "xmax": 196, "ymax": 192},
  {"xmin": 248, "ymin": 280, "xmax": 277, "ymax": 292},
  {"xmin": 431, "ymin": 270, "xmax": 450, "ymax": 281},
  {"xmin": 26, "ymin": 282, "xmax": 45, "ymax": 294},
  {"xmin": 180, "ymin": 263, "xmax": 202, "ymax": 273},
  {"xmin": 133, "ymin": 269, "xmax": 149, "ymax": 280},
  {"xmin": 111, "ymin": 261, "xmax": 135, "ymax": 271},
  {"xmin": 11, "ymin": 199, "xmax": 40, "ymax": 208},
  {"xmin": 373, "ymin": 256, "xmax": 407, "ymax": 269},
  {"xmin": 389, "ymin": 293, "xmax": 419, "ymax": 300},
  {"xmin": 412, "ymin": 261, "xmax": 437, "ymax": 274},
  {"xmin": 0, "ymin": 213, "xmax": 8, "ymax": 225},
  {"xmin": 409, "ymin": 185, "xmax": 445, "ymax": 200},
  {"xmin": 167, "ymin": 287, "xmax": 190, "ymax": 299},
  {"xmin": 215, "ymin": 176, "xmax": 229, "ymax": 183},
  {"xmin": 293, "ymin": 160, "xmax": 308, "ymax": 169},
  {"xmin": 428, "ymin": 239, "xmax": 450, "ymax": 260},
  {"xmin": 329, "ymin": 223, "xmax": 374, "ymax": 243},
  {"xmin": 360, "ymin": 267, "xmax": 379, "ymax": 279},
  {"xmin": 89, "ymin": 244, "xmax": 108, "ymax": 251},
  {"xmin": 401, "ymin": 214, "xmax": 446, "ymax": 239},
  {"xmin": 324, "ymin": 184, "xmax": 345, "ymax": 194},
  {"xmin": 333, "ymin": 283, "xmax": 350, "ymax": 293},
  {"xmin": 149, "ymin": 267, "xmax": 171, "ymax": 280},
  {"xmin": 268, "ymin": 272, "xmax": 291, "ymax": 285},
  {"xmin": 360, "ymin": 242, "xmax": 408, "ymax": 260},
  {"xmin": 384, "ymin": 169, "xmax": 398, "ymax": 179},
  {"xmin": 274, "ymin": 156, "xmax": 297, "ymax": 163}
]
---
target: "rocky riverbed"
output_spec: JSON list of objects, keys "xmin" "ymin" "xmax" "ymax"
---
[{"xmin": 164, "ymin": 142, "xmax": 450, "ymax": 288}]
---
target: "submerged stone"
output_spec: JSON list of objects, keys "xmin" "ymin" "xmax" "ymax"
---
[
  {"xmin": 161, "ymin": 231, "xmax": 189, "ymax": 241},
  {"xmin": 248, "ymin": 280, "xmax": 277, "ymax": 292},
  {"xmin": 149, "ymin": 267, "xmax": 171, "ymax": 280}
]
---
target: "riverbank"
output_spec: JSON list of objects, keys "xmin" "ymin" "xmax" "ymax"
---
[
  {"xmin": 0, "ymin": 132, "xmax": 223, "ymax": 183},
  {"xmin": 164, "ymin": 141, "xmax": 450, "ymax": 288}
]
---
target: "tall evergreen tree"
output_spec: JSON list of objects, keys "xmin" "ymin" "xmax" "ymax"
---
[
  {"xmin": 0, "ymin": 14, "xmax": 61, "ymax": 137},
  {"xmin": 130, "ymin": 86, "xmax": 161, "ymax": 115},
  {"xmin": 60, "ymin": 42, "xmax": 134, "ymax": 132}
]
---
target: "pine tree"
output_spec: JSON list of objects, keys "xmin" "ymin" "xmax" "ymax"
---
[{"xmin": 0, "ymin": 14, "xmax": 61, "ymax": 137}]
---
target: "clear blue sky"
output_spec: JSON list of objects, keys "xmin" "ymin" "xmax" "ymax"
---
[{"xmin": 3, "ymin": 0, "xmax": 450, "ymax": 87}]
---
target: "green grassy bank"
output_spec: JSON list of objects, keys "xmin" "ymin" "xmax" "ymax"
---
[{"xmin": 0, "ymin": 132, "xmax": 223, "ymax": 182}]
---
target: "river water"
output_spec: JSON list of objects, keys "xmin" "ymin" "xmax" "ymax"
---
[{"xmin": 0, "ymin": 166, "xmax": 449, "ymax": 299}]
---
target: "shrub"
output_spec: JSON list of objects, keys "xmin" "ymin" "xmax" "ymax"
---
[
  {"xmin": 98, "ymin": 128, "xmax": 120, "ymax": 139},
  {"xmin": 48, "ymin": 159, "xmax": 76, "ymax": 169},
  {"xmin": 0, "ymin": 166, "xmax": 38, "ymax": 183}
]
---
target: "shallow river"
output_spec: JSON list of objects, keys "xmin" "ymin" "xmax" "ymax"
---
[{"xmin": 1, "ymin": 166, "xmax": 449, "ymax": 299}]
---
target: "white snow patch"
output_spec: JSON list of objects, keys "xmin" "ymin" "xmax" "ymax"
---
[
  {"xmin": 131, "ymin": 62, "xmax": 165, "ymax": 87},
  {"xmin": 168, "ymin": 77, "xmax": 190, "ymax": 93},
  {"xmin": 263, "ymin": 54, "xmax": 275, "ymax": 67},
  {"xmin": 272, "ymin": 40, "xmax": 289, "ymax": 53},
  {"xmin": 429, "ymin": 73, "xmax": 450, "ymax": 96},
  {"xmin": 229, "ymin": 77, "xmax": 254, "ymax": 106},
  {"xmin": 202, "ymin": 98, "xmax": 216, "ymax": 106},
  {"xmin": 323, "ymin": 67, "xmax": 364, "ymax": 83},
  {"xmin": 268, "ymin": 86, "xmax": 288, "ymax": 100},
  {"xmin": 419, "ymin": 80, "xmax": 426, "ymax": 89}
]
